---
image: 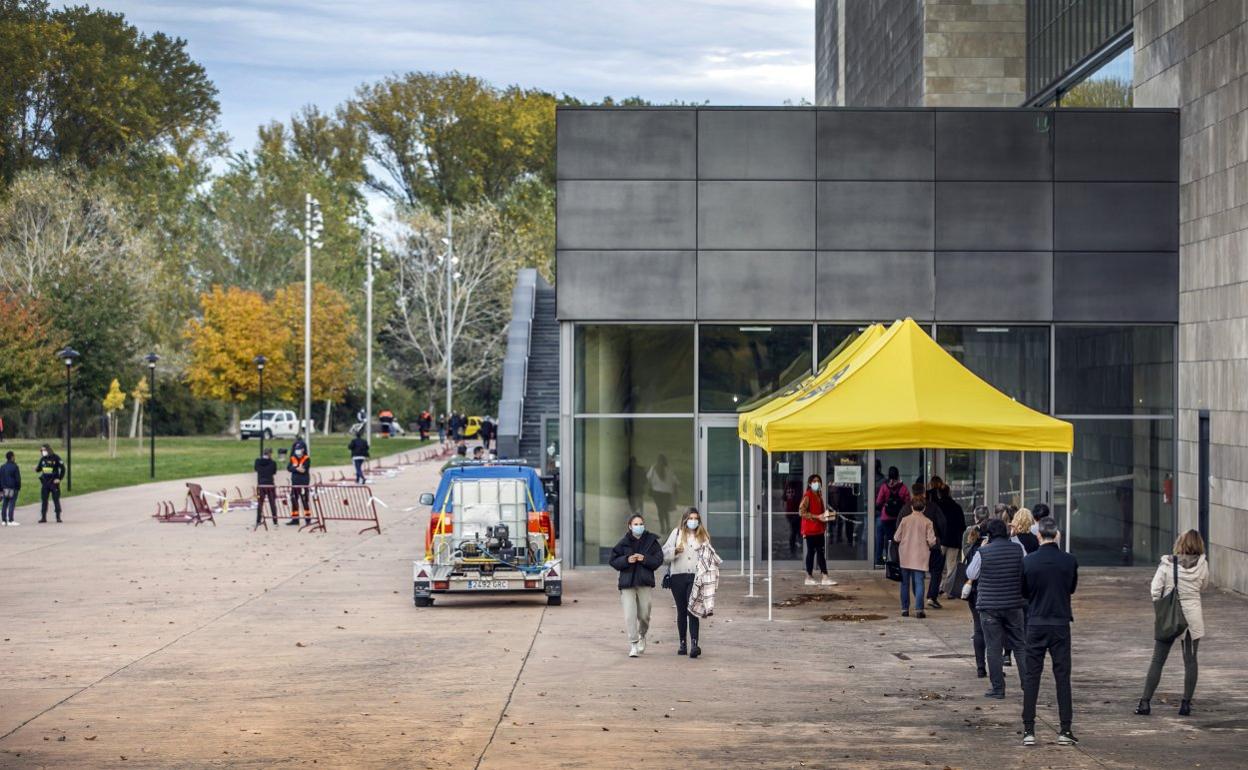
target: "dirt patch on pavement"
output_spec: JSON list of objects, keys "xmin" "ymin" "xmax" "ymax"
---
[
  {"xmin": 776, "ymin": 592, "xmax": 853, "ymax": 607},
  {"xmin": 821, "ymin": 612, "xmax": 886, "ymax": 622}
]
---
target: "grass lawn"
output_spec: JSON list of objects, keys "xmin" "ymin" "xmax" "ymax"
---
[{"xmin": 0, "ymin": 434, "xmax": 433, "ymax": 501}]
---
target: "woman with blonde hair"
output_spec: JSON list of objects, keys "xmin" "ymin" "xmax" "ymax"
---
[
  {"xmin": 1136, "ymin": 530, "xmax": 1209, "ymax": 716},
  {"xmin": 1012, "ymin": 508, "xmax": 1039, "ymax": 554},
  {"xmin": 662, "ymin": 507, "xmax": 715, "ymax": 658}
]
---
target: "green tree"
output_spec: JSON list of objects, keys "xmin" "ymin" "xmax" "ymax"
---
[
  {"xmin": 1060, "ymin": 77, "xmax": 1132, "ymax": 108},
  {"xmin": 0, "ymin": 292, "xmax": 62, "ymax": 413}
]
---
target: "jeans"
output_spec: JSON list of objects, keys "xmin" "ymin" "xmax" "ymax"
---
[
  {"xmin": 804, "ymin": 533, "xmax": 827, "ymax": 576},
  {"xmin": 1022, "ymin": 624, "xmax": 1073, "ymax": 730},
  {"xmin": 981, "ymin": 607, "xmax": 1027, "ymax": 694},
  {"xmin": 669, "ymin": 573, "xmax": 699, "ymax": 644},
  {"xmin": 1142, "ymin": 632, "xmax": 1199, "ymax": 701},
  {"xmin": 353, "ymin": 458, "xmax": 366, "ymax": 484},
  {"xmin": 900, "ymin": 568, "xmax": 925, "ymax": 612},
  {"xmin": 876, "ymin": 518, "xmax": 896, "ymax": 565},
  {"xmin": 620, "ymin": 586, "xmax": 652, "ymax": 644},
  {"xmin": 1, "ymin": 489, "xmax": 15, "ymax": 522},
  {"xmin": 969, "ymin": 605, "xmax": 987, "ymax": 674}
]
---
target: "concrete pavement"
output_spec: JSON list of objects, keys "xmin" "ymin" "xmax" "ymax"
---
[{"xmin": 1, "ymin": 458, "xmax": 1246, "ymax": 768}]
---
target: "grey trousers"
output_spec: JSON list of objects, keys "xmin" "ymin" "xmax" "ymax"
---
[
  {"xmin": 620, "ymin": 586, "xmax": 653, "ymax": 644},
  {"xmin": 1143, "ymin": 632, "xmax": 1199, "ymax": 701}
]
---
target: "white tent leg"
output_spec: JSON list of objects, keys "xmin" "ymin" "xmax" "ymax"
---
[
  {"xmin": 767, "ymin": 450, "xmax": 773, "ymax": 622},
  {"xmin": 738, "ymin": 438, "xmax": 745, "ymax": 576},
  {"xmin": 748, "ymin": 446, "xmax": 756, "ymax": 597},
  {"xmin": 1065, "ymin": 452, "xmax": 1073, "ymax": 553},
  {"xmin": 1020, "ymin": 451, "xmax": 1026, "ymax": 508}
]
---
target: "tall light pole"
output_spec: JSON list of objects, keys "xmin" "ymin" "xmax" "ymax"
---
[
  {"xmin": 254, "ymin": 355, "xmax": 267, "ymax": 457},
  {"xmin": 443, "ymin": 209, "xmax": 454, "ymax": 419},
  {"xmin": 365, "ymin": 233, "xmax": 377, "ymax": 445},
  {"xmin": 145, "ymin": 352, "xmax": 159, "ymax": 478},
  {"xmin": 56, "ymin": 347, "xmax": 79, "ymax": 491},
  {"xmin": 304, "ymin": 193, "xmax": 323, "ymax": 454}
]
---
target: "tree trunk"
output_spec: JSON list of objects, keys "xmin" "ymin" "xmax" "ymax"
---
[
  {"xmin": 229, "ymin": 402, "xmax": 240, "ymax": 435},
  {"xmin": 137, "ymin": 403, "xmax": 143, "ymax": 444},
  {"xmin": 324, "ymin": 399, "xmax": 332, "ymax": 436},
  {"xmin": 128, "ymin": 400, "xmax": 140, "ymax": 439}
]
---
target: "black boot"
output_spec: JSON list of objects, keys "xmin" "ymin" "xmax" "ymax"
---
[
  {"xmin": 677, "ymin": 640, "xmax": 687, "ymax": 656},
  {"xmin": 1134, "ymin": 699, "xmax": 1151, "ymax": 715},
  {"xmin": 1179, "ymin": 700, "xmax": 1192, "ymax": 716},
  {"xmin": 689, "ymin": 638, "xmax": 701, "ymax": 659},
  {"xmin": 286, "ymin": 518, "xmax": 300, "ymax": 526}
]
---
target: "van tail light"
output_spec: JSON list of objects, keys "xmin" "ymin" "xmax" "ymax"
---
[
  {"xmin": 524, "ymin": 580, "xmax": 538, "ymax": 589},
  {"xmin": 433, "ymin": 580, "xmax": 449, "ymax": 590}
]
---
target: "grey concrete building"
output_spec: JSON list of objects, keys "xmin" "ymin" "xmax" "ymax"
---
[{"xmin": 555, "ymin": 106, "xmax": 1179, "ymax": 570}]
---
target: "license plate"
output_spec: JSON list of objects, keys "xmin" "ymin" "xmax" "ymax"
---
[{"xmin": 466, "ymin": 580, "xmax": 509, "ymax": 590}]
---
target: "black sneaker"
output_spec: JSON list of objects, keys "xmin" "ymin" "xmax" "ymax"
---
[
  {"xmin": 1003, "ymin": 654, "xmax": 1013, "ymax": 667},
  {"xmin": 984, "ymin": 690, "xmax": 1005, "ymax": 700},
  {"xmin": 285, "ymin": 519, "xmax": 300, "ymax": 526},
  {"xmin": 677, "ymin": 641, "xmax": 687, "ymax": 656},
  {"xmin": 1057, "ymin": 730, "xmax": 1078, "ymax": 745},
  {"xmin": 977, "ymin": 669, "xmax": 988, "ymax": 679},
  {"xmin": 916, "ymin": 610, "xmax": 927, "ymax": 619},
  {"xmin": 901, "ymin": 610, "xmax": 909, "ymax": 617},
  {"xmin": 928, "ymin": 598, "xmax": 942, "ymax": 609},
  {"xmin": 1022, "ymin": 730, "xmax": 1036, "ymax": 746}
]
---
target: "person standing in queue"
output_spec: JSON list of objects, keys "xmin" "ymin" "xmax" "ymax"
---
[
  {"xmin": 963, "ymin": 506, "xmax": 992, "ymax": 678},
  {"xmin": 966, "ymin": 518, "xmax": 1028, "ymax": 699},
  {"xmin": 894, "ymin": 499, "xmax": 936, "ymax": 618},
  {"xmin": 610, "ymin": 514, "xmax": 664, "ymax": 658},
  {"xmin": 1, "ymin": 450, "xmax": 20, "ymax": 526},
  {"xmin": 348, "ymin": 431, "xmax": 370, "ymax": 484},
  {"xmin": 254, "ymin": 448, "xmax": 279, "ymax": 527},
  {"xmin": 34, "ymin": 444, "xmax": 64, "ymax": 523},
  {"xmin": 1021, "ymin": 516, "xmax": 1079, "ymax": 747},
  {"xmin": 1136, "ymin": 530, "xmax": 1209, "ymax": 718},
  {"xmin": 799, "ymin": 474, "xmax": 837, "ymax": 586},
  {"xmin": 286, "ymin": 442, "xmax": 312, "ymax": 526},
  {"xmin": 937, "ymin": 482, "xmax": 966, "ymax": 595},
  {"xmin": 923, "ymin": 482, "xmax": 946, "ymax": 609},
  {"xmin": 663, "ymin": 507, "xmax": 714, "ymax": 658},
  {"xmin": 875, "ymin": 466, "xmax": 909, "ymax": 566}
]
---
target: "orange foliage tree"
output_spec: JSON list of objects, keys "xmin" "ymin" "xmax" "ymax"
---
[
  {"xmin": 272, "ymin": 282, "xmax": 358, "ymax": 432},
  {"xmin": 0, "ymin": 293, "xmax": 63, "ymax": 414}
]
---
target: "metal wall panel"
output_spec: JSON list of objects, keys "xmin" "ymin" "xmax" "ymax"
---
[
  {"xmin": 935, "ymin": 251, "xmax": 1054, "ymax": 321},
  {"xmin": 816, "ymin": 251, "xmax": 935, "ymax": 320},
  {"xmin": 556, "ymin": 251, "xmax": 696, "ymax": 320},
  {"xmin": 697, "ymin": 251, "xmax": 816, "ymax": 320},
  {"xmin": 698, "ymin": 110, "xmax": 815, "ymax": 180},
  {"xmin": 935, "ymin": 111, "xmax": 1054, "ymax": 181},
  {"xmin": 816, "ymin": 110, "xmax": 934, "ymax": 180},
  {"xmin": 935, "ymin": 182, "xmax": 1054, "ymax": 251},
  {"xmin": 817, "ymin": 181, "xmax": 935, "ymax": 250},
  {"xmin": 698, "ymin": 181, "xmax": 816, "ymax": 250},
  {"xmin": 1055, "ymin": 111, "xmax": 1180, "ymax": 182},
  {"xmin": 1054, "ymin": 182, "xmax": 1180, "ymax": 251},
  {"xmin": 556, "ymin": 110, "xmax": 696, "ymax": 180},
  {"xmin": 556, "ymin": 181, "xmax": 696, "ymax": 250},
  {"xmin": 1054, "ymin": 252, "xmax": 1179, "ymax": 322}
]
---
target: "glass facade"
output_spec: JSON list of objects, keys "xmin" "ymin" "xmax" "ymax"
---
[
  {"xmin": 699, "ymin": 325, "xmax": 812, "ymax": 412},
  {"xmin": 1057, "ymin": 45, "xmax": 1133, "ymax": 107},
  {"xmin": 576, "ymin": 325, "xmax": 694, "ymax": 413},
  {"xmin": 1026, "ymin": 0, "xmax": 1133, "ymax": 102},
  {"xmin": 936, "ymin": 326, "xmax": 1050, "ymax": 412},
  {"xmin": 1055, "ymin": 326, "xmax": 1174, "ymax": 415}
]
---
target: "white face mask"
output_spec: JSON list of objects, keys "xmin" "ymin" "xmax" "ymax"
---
[
  {"xmin": 630, "ymin": 524, "xmax": 645, "ymax": 537},
  {"xmin": 810, "ymin": 482, "xmax": 821, "ymax": 492},
  {"xmin": 686, "ymin": 519, "xmax": 700, "ymax": 530}
]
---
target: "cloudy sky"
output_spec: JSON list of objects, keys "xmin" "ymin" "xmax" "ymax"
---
[{"xmin": 97, "ymin": 0, "xmax": 815, "ymax": 150}]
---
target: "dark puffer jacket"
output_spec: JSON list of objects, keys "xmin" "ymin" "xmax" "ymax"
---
[{"xmin": 609, "ymin": 530, "xmax": 664, "ymax": 590}]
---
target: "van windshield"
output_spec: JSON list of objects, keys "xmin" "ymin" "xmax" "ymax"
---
[{"xmin": 249, "ymin": 411, "xmax": 279, "ymax": 421}]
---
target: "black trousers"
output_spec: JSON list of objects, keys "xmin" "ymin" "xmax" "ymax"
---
[
  {"xmin": 804, "ymin": 533, "xmax": 827, "ymax": 575},
  {"xmin": 785, "ymin": 514, "xmax": 801, "ymax": 553},
  {"xmin": 39, "ymin": 479, "xmax": 61, "ymax": 519},
  {"xmin": 981, "ymin": 607, "xmax": 1027, "ymax": 694},
  {"xmin": 927, "ymin": 549, "xmax": 945, "ymax": 600},
  {"xmin": 256, "ymin": 486, "xmax": 278, "ymax": 524},
  {"xmin": 1022, "ymin": 624, "xmax": 1073, "ymax": 730},
  {"xmin": 289, "ymin": 485, "xmax": 310, "ymax": 517},
  {"xmin": 669, "ymin": 572, "xmax": 699, "ymax": 643},
  {"xmin": 969, "ymin": 605, "xmax": 987, "ymax": 674}
]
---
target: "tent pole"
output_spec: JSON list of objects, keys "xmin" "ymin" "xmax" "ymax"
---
[
  {"xmin": 738, "ymin": 438, "xmax": 745, "ymax": 576},
  {"xmin": 748, "ymin": 445, "xmax": 756, "ymax": 597},
  {"xmin": 767, "ymin": 450, "xmax": 773, "ymax": 622},
  {"xmin": 1064, "ymin": 452, "xmax": 1073, "ymax": 553}
]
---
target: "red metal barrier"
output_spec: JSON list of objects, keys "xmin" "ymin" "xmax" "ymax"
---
[
  {"xmin": 306, "ymin": 484, "xmax": 381, "ymax": 535},
  {"xmin": 152, "ymin": 483, "xmax": 217, "ymax": 526}
]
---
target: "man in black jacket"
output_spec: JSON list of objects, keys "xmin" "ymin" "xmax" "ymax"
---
[
  {"xmin": 937, "ymin": 485, "xmax": 966, "ymax": 596},
  {"xmin": 1, "ymin": 450, "xmax": 20, "ymax": 525},
  {"xmin": 1021, "ymin": 516, "xmax": 1080, "ymax": 747},
  {"xmin": 967, "ymin": 518, "xmax": 1027, "ymax": 698},
  {"xmin": 348, "ymin": 432, "xmax": 370, "ymax": 484},
  {"xmin": 254, "ymin": 449, "xmax": 279, "ymax": 527},
  {"xmin": 34, "ymin": 444, "xmax": 64, "ymax": 523},
  {"xmin": 609, "ymin": 514, "xmax": 664, "ymax": 658}
]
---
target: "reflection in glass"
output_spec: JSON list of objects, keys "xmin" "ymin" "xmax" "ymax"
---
[
  {"xmin": 1056, "ymin": 418, "xmax": 1174, "ymax": 567},
  {"xmin": 817, "ymin": 324, "xmax": 865, "ymax": 363},
  {"xmin": 576, "ymin": 325, "xmax": 694, "ymax": 414},
  {"xmin": 704, "ymin": 427, "xmax": 743, "ymax": 560},
  {"xmin": 768, "ymin": 452, "xmax": 806, "ymax": 562},
  {"xmin": 936, "ymin": 326, "xmax": 1050, "ymax": 412},
  {"xmin": 998, "ymin": 450, "xmax": 1041, "ymax": 509},
  {"xmin": 944, "ymin": 449, "xmax": 985, "ymax": 517},
  {"xmin": 574, "ymin": 418, "xmax": 693, "ymax": 565},
  {"xmin": 699, "ymin": 325, "xmax": 812, "ymax": 413},
  {"xmin": 825, "ymin": 450, "xmax": 869, "ymax": 562},
  {"xmin": 1055, "ymin": 326, "xmax": 1174, "ymax": 415}
]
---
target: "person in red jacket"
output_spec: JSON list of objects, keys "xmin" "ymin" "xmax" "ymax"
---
[{"xmin": 799, "ymin": 474, "xmax": 837, "ymax": 586}]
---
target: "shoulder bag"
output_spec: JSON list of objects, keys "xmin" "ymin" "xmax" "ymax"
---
[{"xmin": 1154, "ymin": 560, "xmax": 1188, "ymax": 643}]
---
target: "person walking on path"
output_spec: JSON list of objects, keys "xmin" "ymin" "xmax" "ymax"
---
[
  {"xmin": 1, "ymin": 450, "xmax": 20, "ymax": 526},
  {"xmin": 348, "ymin": 432, "xmax": 370, "ymax": 484},
  {"xmin": 662, "ymin": 507, "xmax": 718, "ymax": 658},
  {"xmin": 610, "ymin": 513, "xmax": 664, "ymax": 658},
  {"xmin": 286, "ymin": 444, "xmax": 312, "ymax": 526},
  {"xmin": 894, "ymin": 499, "xmax": 936, "ymax": 618},
  {"xmin": 967, "ymin": 518, "xmax": 1028, "ymax": 698},
  {"xmin": 34, "ymin": 444, "xmax": 64, "ymax": 523},
  {"xmin": 963, "ymin": 506, "xmax": 991, "ymax": 678},
  {"xmin": 1136, "ymin": 530, "xmax": 1209, "ymax": 717},
  {"xmin": 1021, "ymin": 516, "xmax": 1080, "ymax": 747},
  {"xmin": 937, "ymin": 483, "xmax": 966, "ymax": 593},
  {"xmin": 875, "ymin": 466, "xmax": 910, "ymax": 566},
  {"xmin": 254, "ymin": 448, "xmax": 279, "ymax": 527},
  {"xmin": 799, "ymin": 474, "xmax": 837, "ymax": 586}
]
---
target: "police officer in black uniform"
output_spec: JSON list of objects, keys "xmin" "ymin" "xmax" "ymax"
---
[{"xmin": 34, "ymin": 444, "xmax": 64, "ymax": 523}]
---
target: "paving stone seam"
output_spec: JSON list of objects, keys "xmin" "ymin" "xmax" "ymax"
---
[{"xmin": 473, "ymin": 604, "xmax": 549, "ymax": 770}]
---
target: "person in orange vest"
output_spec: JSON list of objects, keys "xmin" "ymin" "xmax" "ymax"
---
[
  {"xmin": 378, "ymin": 408, "xmax": 395, "ymax": 438},
  {"xmin": 286, "ymin": 443, "xmax": 312, "ymax": 526}
]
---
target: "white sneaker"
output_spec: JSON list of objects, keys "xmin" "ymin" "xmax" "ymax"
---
[
  {"xmin": 628, "ymin": 644, "xmax": 639, "ymax": 658},
  {"xmin": 804, "ymin": 577, "xmax": 817, "ymax": 586},
  {"xmin": 821, "ymin": 575, "xmax": 837, "ymax": 586},
  {"xmin": 637, "ymin": 636, "xmax": 646, "ymax": 654},
  {"xmin": 0, "ymin": 521, "xmax": 6, "ymax": 526},
  {"xmin": 6, "ymin": 521, "xmax": 16, "ymax": 527}
]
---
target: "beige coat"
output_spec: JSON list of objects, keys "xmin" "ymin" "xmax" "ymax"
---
[
  {"xmin": 1151, "ymin": 554, "xmax": 1210, "ymax": 640},
  {"xmin": 893, "ymin": 511, "xmax": 936, "ymax": 572}
]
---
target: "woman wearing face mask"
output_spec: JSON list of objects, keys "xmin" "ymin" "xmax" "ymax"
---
[
  {"xmin": 663, "ymin": 507, "xmax": 718, "ymax": 658},
  {"xmin": 610, "ymin": 514, "xmax": 664, "ymax": 658},
  {"xmin": 799, "ymin": 474, "xmax": 837, "ymax": 586}
]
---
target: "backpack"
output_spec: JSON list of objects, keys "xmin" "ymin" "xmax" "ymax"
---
[{"xmin": 883, "ymin": 483, "xmax": 904, "ymax": 518}]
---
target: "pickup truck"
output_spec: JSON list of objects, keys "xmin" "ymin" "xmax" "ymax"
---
[{"xmin": 239, "ymin": 410, "xmax": 315, "ymax": 440}]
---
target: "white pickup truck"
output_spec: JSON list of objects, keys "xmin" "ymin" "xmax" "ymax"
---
[{"xmin": 239, "ymin": 410, "xmax": 314, "ymax": 440}]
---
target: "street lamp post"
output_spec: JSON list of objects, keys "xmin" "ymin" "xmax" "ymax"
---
[
  {"xmin": 254, "ymin": 355, "xmax": 268, "ymax": 457},
  {"xmin": 55, "ymin": 347, "xmax": 80, "ymax": 491},
  {"xmin": 365, "ymin": 233, "xmax": 377, "ymax": 445},
  {"xmin": 443, "ymin": 210, "xmax": 455, "ymax": 419},
  {"xmin": 304, "ymin": 193, "xmax": 323, "ymax": 455},
  {"xmin": 145, "ymin": 353, "xmax": 159, "ymax": 479}
]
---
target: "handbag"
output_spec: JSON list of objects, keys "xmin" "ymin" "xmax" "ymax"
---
[
  {"xmin": 943, "ymin": 559, "xmax": 968, "ymax": 599},
  {"xmin": 884, "ymin": 561, "xmax": 902, "ymax": 582},
  {"xmin": 661, "ymin": 569, "xmax": 672, "ymax": 589},
  {"xmin": 1154, "ymin": 559, "xmax": 1188, "ymax": 643}
]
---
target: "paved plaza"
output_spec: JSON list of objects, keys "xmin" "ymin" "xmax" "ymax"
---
[{"xmin": 1, "ymin": 458, "xmax": 1245, "ymax": 769}]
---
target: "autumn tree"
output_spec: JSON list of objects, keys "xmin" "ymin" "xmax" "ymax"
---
[
  {"xmin": 0, "ymin": 293, "xmax": 62, "ymax": 416},
  {"xmin": 102, "ymin": 378, "xmax": 125, "ymax": 457},
  {"xmin": 184, "ymin": 286, "xmax": 290, "ymax": 433},
  {"xmin": 272, "ymin": 282, "xmax": 358, "ymax": 433}
]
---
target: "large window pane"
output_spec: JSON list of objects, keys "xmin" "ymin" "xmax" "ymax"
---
[
  {"xmin": 575, "ymin": 325, "xmax": 694, "ymax": 413},
  {"xmin": 699, "ymin": 324, "xmax": 812, "ymax": 412},
  {"xmin": 1055, "ymin": 326, "xmax": 1174, "ymax": 415},
  {"xmin": 1055, "ymin": 418, "xmax": 1174, "ymax": 566},
  {"xmin": 574, "ymin": 418, "xmax": 693, "ymax": 565},
  {"xmin": 817, "ymin": 324, "xmax": 865, "ymax": 363},
  {"xmin": 936, "ymin": 326, "xmax": 1050, "ymax": 412}
]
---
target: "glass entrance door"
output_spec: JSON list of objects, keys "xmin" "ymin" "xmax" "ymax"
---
[
  {"xmin": 699, "ymin": 422, "xmax": 744, "ymax": 560},
  {"xmin": 824, "ymin": 450, "xmax": 870, "ymax": 564}
]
